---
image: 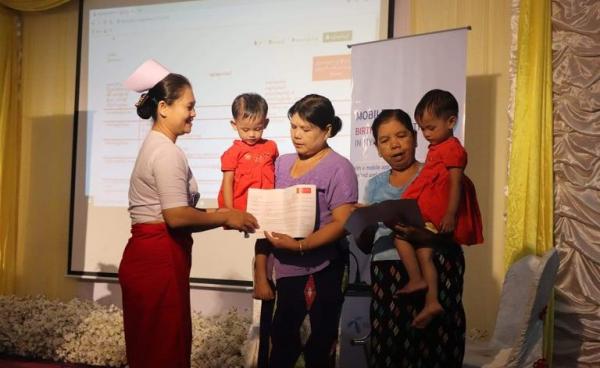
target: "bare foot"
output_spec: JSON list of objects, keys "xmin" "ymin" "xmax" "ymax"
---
[
  {"xmin": 412, "ymin": 301, "xmax": 444, "ymax": 328},
  {"xmin": 253, "ymin": 279, "xmax": 275, "ymax": 301},
  {"xmin": 395, "ymin": 278, "xmax": 428, "ymax": 296}
]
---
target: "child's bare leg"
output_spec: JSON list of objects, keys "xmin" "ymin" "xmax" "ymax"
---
[
  {"xmin": 253, "ymin": 254, "xmax": 274, "ymax": 300},
  {"xmin": 412, "ymin": 248, "xmax": 444, "ymax": 328},
  {"xmin": 394, "ymin": 238, "xmax": 427, "ymax": 295}
]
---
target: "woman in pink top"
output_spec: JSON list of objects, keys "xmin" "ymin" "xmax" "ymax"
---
[{"xmin": 119, "ymin": 60, "xmax": 258, "ymax": 368}]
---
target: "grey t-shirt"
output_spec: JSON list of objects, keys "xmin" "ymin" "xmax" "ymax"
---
[{"xmin": 128, "ymin": 130, "xmax": 199, "ymax": 224}]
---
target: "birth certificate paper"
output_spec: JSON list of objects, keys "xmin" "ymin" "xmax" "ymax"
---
[{"xmin": 246, "ymin": 185, "xmax": 316, "ymax": 239}]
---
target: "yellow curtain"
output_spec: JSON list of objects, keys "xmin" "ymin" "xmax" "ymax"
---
[
  {"xmin": 504, "ymin": 0, "xmax": 554, "ymax": 363},
  {"xmin": 1, "ymin": 0, "xmax": 71, "ymax": 295},
  {"xmin": 0, "ymin": 5, "xmax": 21, "ymax": 295},
  {"xmin": 0, "ymin": 0, "xmax": 69, "ymax": 12}
]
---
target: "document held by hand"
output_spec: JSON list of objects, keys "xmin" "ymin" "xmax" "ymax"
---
[
  {"xmin": 344, "ymin": 199, "xmax": 425, "ymax": 241},
  {"xmin": 246, "ymin": 185, "xmax": 316, "ymax": 239}
]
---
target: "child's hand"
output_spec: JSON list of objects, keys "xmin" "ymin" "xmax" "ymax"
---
[{"xmin": 439, "ymin": 213, "xmax": 456, "ymax": 233}]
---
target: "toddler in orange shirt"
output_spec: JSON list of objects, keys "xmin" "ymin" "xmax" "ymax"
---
[{"xmin": 218, "ymin": 93, "xmax": 278, "ymax": 300}]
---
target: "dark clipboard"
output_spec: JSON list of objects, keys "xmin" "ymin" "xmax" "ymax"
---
[{"xmin": 345, "ymin": 199, "xmax": 424, "ymax": 241}]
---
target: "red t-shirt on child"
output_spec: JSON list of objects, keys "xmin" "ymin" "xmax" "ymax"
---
[
  {"xmin": 217, "ymin": 139, "xmax": 278, "ymax": 210},
  {"xmin": 402, "ymin": 137, "xmax": 484, "ymax": 245}
]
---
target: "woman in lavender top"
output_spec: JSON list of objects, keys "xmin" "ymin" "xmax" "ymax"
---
[{"xmin": 262, "ymin": 94, "xmax": 358, "ymax": 368}]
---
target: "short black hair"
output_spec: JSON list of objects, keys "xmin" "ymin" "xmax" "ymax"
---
[
  {"xmin": 231, "ymin": 93, "xmax": 268, "ymax": 120},
  {"xmin": 414, "ymin": 89, "xmax": 458, "ymax": 122}
]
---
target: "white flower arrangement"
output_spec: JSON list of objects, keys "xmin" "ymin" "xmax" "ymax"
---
[
  {"xmin": 0, "ymin": 295, "xmax": 251, "ymax": 368},
  {"xmin": 191, "ymin": 309, "xmax": 251, "ymax": 368}
]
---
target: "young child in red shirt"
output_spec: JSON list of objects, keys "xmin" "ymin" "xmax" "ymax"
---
[
  {"xmin": 395, "ymin": 89, "xmax": 483, "ymax": 328},
  {"xmin": 217, "ymin": 93, "xmax": 278, "ymax": 299}
]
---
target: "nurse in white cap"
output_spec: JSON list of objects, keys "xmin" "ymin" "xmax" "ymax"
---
[{"xmin": 119, "ymin": 60, "xmax": 258, "ymax": 368}]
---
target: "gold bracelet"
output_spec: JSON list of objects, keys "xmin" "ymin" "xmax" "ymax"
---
[{"xmin": 298, "ymin": 240, "xmax": 304, "ymax": 255}]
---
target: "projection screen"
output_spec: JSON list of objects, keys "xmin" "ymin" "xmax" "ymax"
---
[{"xmin": 69, "ymin": 0, "xmax": 391, "ymax": 286}]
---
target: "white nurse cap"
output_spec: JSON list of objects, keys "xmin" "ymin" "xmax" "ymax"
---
[{"xmin": 123, "ymin": 59, "xmax": 170, "ymax": 92}]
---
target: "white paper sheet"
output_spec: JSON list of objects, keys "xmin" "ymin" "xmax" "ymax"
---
[{"xmin": 246, "ymin": 185, "xmax": 316, "ymax": 239}]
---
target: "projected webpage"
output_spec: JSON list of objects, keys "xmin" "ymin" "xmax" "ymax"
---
[{"xmin": 85, "ymin": 0, "xmax": 383, "ymax": 207}]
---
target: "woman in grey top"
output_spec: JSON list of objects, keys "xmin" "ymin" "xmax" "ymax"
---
[{"xmin": 119, "ymin": 60, "xmax": 258, "ymax": 368}]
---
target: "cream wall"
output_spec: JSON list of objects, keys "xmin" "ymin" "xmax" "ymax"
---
[{"xmin": 16, "ymin": 0, "xmax": 511, "ymax": 332}]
